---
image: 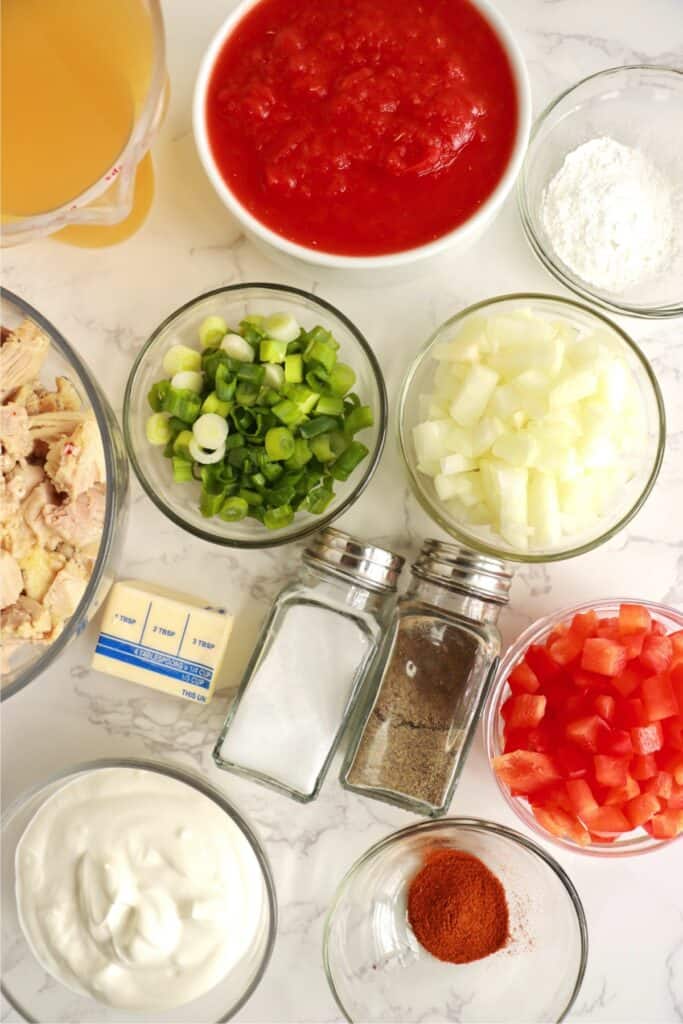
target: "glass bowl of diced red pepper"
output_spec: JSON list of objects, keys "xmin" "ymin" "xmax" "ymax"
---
[{"xmin": 484, "ymin": 599, "xmax": 683, "ymax": 856}]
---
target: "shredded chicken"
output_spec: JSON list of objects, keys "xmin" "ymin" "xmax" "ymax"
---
[{"xmin": 0, "ymin": 318, "xmax": 106, "ymax": 672}]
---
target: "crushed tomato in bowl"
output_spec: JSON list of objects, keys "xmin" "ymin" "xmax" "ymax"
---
[
  {"xmin": 493, "ymin": 604, "xmax": 683, "ymax": 845},
  {"xmin": 205, "ymin": 0, "xmax": 518, "ymax": 255}
]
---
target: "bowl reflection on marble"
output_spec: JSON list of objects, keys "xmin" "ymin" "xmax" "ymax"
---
[
  {"xmin": 123, "ymin": 283, "xmax": 387, "ymax": 549},
  {"xmin": 0, "ymin": 758, "xmax": 277, "ymax": 1023},
  {"xmin": 324, "ymin": 818, "xmax": 588, "ymax": 1023}
]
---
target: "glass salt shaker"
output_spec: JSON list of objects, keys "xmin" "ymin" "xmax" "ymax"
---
[
  {"xmin": 342, "ymin": 539, "xmax": 512, "ymax": 817},
  {"xmin": 214, "ymin": 528, "xmax": 404, "ymax": 802}
]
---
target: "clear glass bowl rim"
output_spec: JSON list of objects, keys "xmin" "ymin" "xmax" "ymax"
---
[
  {"xmin": 0, "ymin": 288, "xmax": 122, "ymax": 702},
  {"xmin": 123, "ymin": 282, "xmax": 388, "ymax": 549},
  {"xmin": 322, "ymin": 815, "xmax": 589, "ymax": 1024},
  {"xmin": 0, "ymin": 756, "xmax": 278, "ymax": 1023},
  {"xmin": 398, "ymin": 291, "xmax": 666, "ymax": 563},
  {"xmin": 483, "ymin": 596, "xmax": 683, "ymax": 857},
  {"xmin": 517, "ymin": 64, "xmax": 683, "ymax": 320}
]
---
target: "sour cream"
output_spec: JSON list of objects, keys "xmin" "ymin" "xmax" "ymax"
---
[{"xmin": 15, "ymin": 767, "xmax": 267, "ymax": 1011}]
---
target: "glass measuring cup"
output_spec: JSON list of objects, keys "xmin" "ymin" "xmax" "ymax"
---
[{"xmin": 1, "ymin": 0, "xmax": 167, "ymax": 248}]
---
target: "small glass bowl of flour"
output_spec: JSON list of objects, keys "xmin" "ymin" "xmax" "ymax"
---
[{"xmin": 519, "ymin": 65, "xmax": 683, "ymax": 318}]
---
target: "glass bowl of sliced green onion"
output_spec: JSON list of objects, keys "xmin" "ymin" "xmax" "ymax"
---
[{"xmin": 123, "ymin": 283, "xmax": 387, "ymax": 547}]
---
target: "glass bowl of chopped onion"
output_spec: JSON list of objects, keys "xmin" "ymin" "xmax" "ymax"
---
[
  {"xmin": 124, "ymin": 283, "xmax": 387, "ymax": 548},
  {"xmin": 518, "ymin": 65, "xmax": 683, "ymax": 319},
  {"xmin": 484, "ymin": 598, "xmax": 683, "ymax": 857},
  {"xmin": 398, "ymin": 293, "xmax": 665, "ymax": 563},
  {"xmin": 324, "ymin": 817, "xmax": 588, "ymax": 1023}
]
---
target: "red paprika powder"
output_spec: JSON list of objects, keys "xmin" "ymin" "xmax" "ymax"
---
[{"xmin": 407, "ymin": 848, "xmax": 509, "ymax": 964}]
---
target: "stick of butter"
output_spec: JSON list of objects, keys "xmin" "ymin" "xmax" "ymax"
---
[{"xmin": 91, "ymin": 580, "xmax": 233, "ymax": 704}]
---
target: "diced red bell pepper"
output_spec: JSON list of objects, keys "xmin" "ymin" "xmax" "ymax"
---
[
  {"xmin": 565, "ymin": 714, "xmax": 610, "ymax": 753},
  {"xmin": 624, "ymin": 792, "xmax": 661, "ymax": 828},
  {"xmin": 666, "ymin": 782, "xmax": 683, "ymax": 809},
  {"xmin": 555, "ymin": 744, "xmax": 591, "ymax": 779},
  {"xmin": 583, "ymin": 805, "xmax": 631, "ymax": 835},
  {"xmin": 647, "ymin": 808, "xmax": 683, "ymax": 839},
  {"xmin": 502, "ymin": 694, "xmax": 547, "ymax": 730},
  {"xmin": 616, "ymin": 697, "xmax": 649, "ymax": 728},
  {"xmin": 641, "ymin": 673, "xmax": 679, "ymax": 721},
  {"xmin": 670, "ymin": 630, "xmax": 683, "ymax": 664},
  {"xmin": 571, "ymin": 610, "xmax": 599, "ymax": 639},
  {"xmin": 661, "ymin": 752, "xmax": 683, "ymax": 785},
  {"xmin": 547, "ymin": 623, "xmax": 569, "ymax": 645},
  {"xmin": 611, "ymin": 666, "xmax": 646, "ymax": 698},
  {"xmin": 630, "ymin": 721, "xmax": 664, "ymax": 755},
  {"xmin": 663, "ymin": 718, "xmax": 683, "ymax": 750},
  {"xmin": 640, "ymin": 634, "xmax": 673, "ymax": 674},
  {"xmin": 651, "ymin": 620, "xmax": 667, "ymax": 636},
  {"xmin": 508, "ymin": 661, "xmax": 541, "ymax": 695},
  {"xmin": 621, "ymin": 632, "xmax": 647, "ymax": 660},
  {"xmin": 525, "ymin": 644, "xmax": 562, "ymax": 681},
  {"xmin": 593, "ymin": 694, "xmax": 616, "ymax": 723},
  {"xmin": 644, "ymin": 771, "xmax": 673, "ymax": 800},
  {"xmin": 594, "ymin": 754, "xmax": 629, "ymax": 787},
  {"xmin": 539, "ymin": 783, "xmax": 574, "ymax": 813},
  {"xmin": 572, "ymin": 667, "xmax": 608, "ymax": 689},
  {"xmin": 599, "ymin": 728, "xmax": 633, "ymax": 757},
  {"xmin": 549, "ymin": 632, "xmax": 584, "ymax": 666},
  {"xmin": 604, "ymin": 775, "xmax": 640, "ymax": 806},
  {"xmin": 492, "ymin": 751, "xmax": 561, "ymax": 795},
  {"xmin": 531, "ymin": 804, "xmax": 591, "ymax": 845},
  {"xmin": 631, "ymin": 753, "xmax": 658, "ymax": 780},
  {"xmin": 566, "ymin": 778, "xmax": 599, "ymax": 818},
  {"xmin": 670, "ymin": 664, "xmax": 683, "ymax": 708},
  {"xmin": 596, "ymin": 618, "xmax": 620, "ymax": 640},
  {"xmin": 618, "ymin": 603, "xmax": 651, "ymax": 635},
  {"xmin": 581, "ymin": 638, "xmax": 628, "ymax": 677}
]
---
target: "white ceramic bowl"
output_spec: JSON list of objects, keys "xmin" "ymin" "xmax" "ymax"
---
[{"xmin": 192, "ymin": 0, "xmax": 531, "ymax": 274}]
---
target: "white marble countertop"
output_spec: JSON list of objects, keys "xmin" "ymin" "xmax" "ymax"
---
[{"xmin": 2, "ymin": 1, "xmax": 683, "ymax": 1021}]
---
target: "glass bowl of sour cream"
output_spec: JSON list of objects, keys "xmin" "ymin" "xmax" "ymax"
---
[
  {"xmin": 519, "ymin": 65, "xmax": 683, "ymax": 319},
  {"xmin": 0, "ymin": 759, "xmax": 277, "ymax": 1023}
]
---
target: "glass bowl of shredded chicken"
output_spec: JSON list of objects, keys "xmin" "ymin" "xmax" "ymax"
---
[{"xmin": 0, "ymin": 289, "xmax": 128, "ymax": 700}]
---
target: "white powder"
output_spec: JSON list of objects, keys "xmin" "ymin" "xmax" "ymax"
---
[
  {"xmin": 218, "ymin": 604, "xmax": 371, "ymax": 796},
  {"xmin": 541, "ymin": 136, "xmax": 675, "ymax": 294}
]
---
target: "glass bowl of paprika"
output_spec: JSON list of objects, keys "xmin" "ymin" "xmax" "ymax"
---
[{"xmin": 323, "ymin": 817, "xmax": 587, "ymax": 1023}]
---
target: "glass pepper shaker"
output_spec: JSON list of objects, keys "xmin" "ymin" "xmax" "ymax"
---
[
  {"xmin": 342, "ymin": 539, "xmax": 512, "ymax": 817},
  {"xmin": 214, "ymin": 528, "xmax": 404, "ymax": 803}
]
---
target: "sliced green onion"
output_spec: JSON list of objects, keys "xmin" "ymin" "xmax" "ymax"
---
[
  {"xmin": 316, "ymin": 395, "xmax": 344, "ymax": 416},
  {"xmin": 173, "ymin": 429, "xmax": 194, "ymax": 459},
  {"xmin": 299, "ymin": 415, "xmax": 340, "ymax": 439},
  {"xmin": 148, "ymin": 380, "xmax": 170, "ymax": 412},
  {"xmin": 305, "ymin": 368, "xmax": 330, "ymax": 393},
  {"xmin": 189, "ymin": 438, "xmax": 226, "ymax": 464},
  {"xmin": 285, "ymin": 438, "xmax": 313, "ymax": 470},
  {"xmin": 199, "ymin": 315, "xmax": 228, "ymax": 349},
  {"xmin": 286, "ymin": 384, "xmax": 319, "ymax": 414},
  {"xmin": 284, "ymin": 354, "xmax": 303, "ymax": 383},
  {"xmin": 163, "ymin": 344, "xmax": 202, "ymax": 376},
  {"xmin": 193, "ymin": 413, "xmax": 229, "ymax": 450},
  {"xmin": 303, "ymin": 326, "xmax": 334, "ymax": 351},
  {"xmin": 171, "ymin": 370, "xmax": 203, "ymax": 393},
  {"xmin": 264, "ymin": 364, "xmax": 285, "ymax": 390},
  {"xmin": 146, "ymin": 412, "xmax": 172, "ymax": 446},
  {"xmin": 163, "ymin": 387, "xmax": 202, "ymax": 423},
  {"xmin": 200, "ymin": 490, "xmax": 225, "ymax": 517},
  {"xmin": 332, "ymin": 441, "xmax": 369, "ymax": 480},
  {"xmin": 172, "ymin": 457, "xmax": 194, "ymax": 482},
  {"xmin": 345, "ymin": 405, "xmax": 374, "ymax": 434},
  {"xmin": 272, "ymin": 399, "xmax": 303, "ymax": 427},
  {"xmin": 236, "ymin": 381, "xmax": 260, "ymax": 406},
  {"xmin": 220, "ymin": 496, "xmax": 249, "ymax": 522},
  {"xmin": 236, "ymin": 362, "xmax": 266, "ymax": 385},
  {"xmin": 215, "ymin": 363, "xmax": 237, "ymax": 402},
  {"xmin": 221, "ymin": 333, "xmax": 255, "ymax": 362},
  {"xmin": 259, "ymin": 338, "xmax": 288, "ymax": 363},
  {"xmin": 307, "ymin": 485, "xmax": 334, "ymax": 515},
  {"xmin": 265, "ymin": 427, "xmax": 295, "ymax": 461},
  {"xmin": 310, "ymin": 434, "xmax": 335, "ymax": 463},
  {"xmin": 263, "ymin": 504, "xmax": 294, "ymax": 529},
  {"xmin": 329, "ymin": 363, "xmax": 356, "ymax": 396},
  {"xmin": 201, "ymin": 391, "xmax": 232, "ymax": 417},
  {"xmin": 305, "ymin": 339, "xmax": 337, "ymax": 373},
  {"xmin": 264, "ymin": 312, "xmax": 300, "ymax": 343},
  {"xmin": 238, "ymin": 488, "xmax": 263, "ymax": 507}
]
